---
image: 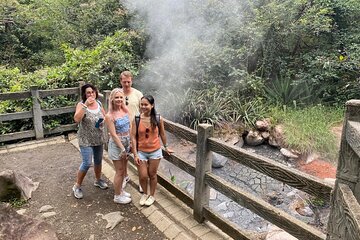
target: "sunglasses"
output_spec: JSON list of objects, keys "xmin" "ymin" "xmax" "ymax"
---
[
  {"xmin": 125, "ymin": 96, "xmax": 129, "ymax": 106},
  {"xmin": 145, "ymin": 128, "xmax": 149, "ymax": 138}
]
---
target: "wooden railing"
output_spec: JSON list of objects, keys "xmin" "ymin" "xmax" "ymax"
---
[
  {"xmin": 0, "ymin": 86, "xmax": 80, "ymax": 143},
  {"xmin": 326, "ymin": 100, "xmax": 360, "ymax": 240},
  {"xmin": 2, "ymin": 87, "xmax": 360, "ymax": 240}
]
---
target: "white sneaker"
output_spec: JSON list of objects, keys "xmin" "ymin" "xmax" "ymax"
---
[
  {"xmin": 122, "ymin": 176, "xmax": 130, "ymax": 189},
  {"xmin": 114, "ymin": 195, "xmax": 131, "ymax": 204},
  {"xmin": 121, "ymin": 190, "xmax": 131, "ymax": 198},
  {"xmin": 139, "ymin": 194, "xmax": 149, "ymax": 206},
  {"xmin": 144, "ymin": 195, "xmax": 155, "ymax": 206},
  {"xmin": 139, "ymin": 185, "xmax": 144, "ymax": 193}
]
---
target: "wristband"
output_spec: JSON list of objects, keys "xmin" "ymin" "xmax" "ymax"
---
[{"xmin": 81, "ymin": 103, "xmax": 88, "ymax": 110}]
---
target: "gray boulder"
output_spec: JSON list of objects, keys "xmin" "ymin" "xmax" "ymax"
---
[
  {"xmin": 211, "ymin": 152, "xmax": 228, "ymax": 168},
  {"xmin": 0, "ymin": 203, "xmax": 58, "ymax": 240}
]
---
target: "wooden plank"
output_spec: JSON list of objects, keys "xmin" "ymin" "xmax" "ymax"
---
[
  {"xmin": 38, "ymin": 87, "xmax": 79, "ymax": 98},
  {"xmin": 0, "ymin": 130, "xmax": 35, "ymax": 143},
  {"xmin": 194, "ymin": 124, "xmax": 213, "ymax": 222},
  {"xmin": 0, "ymin": 111, "xmax": 33, "ymax": 121},
  {"xmin": 337, "ymin": 184, "xmax": 360, "ymax": 240},
  {"xmin": 208, "ymin": 137, "xmax": 332, "ymax": 200},
  {"xmin": 42, "ymin": 106, "xmax": 75, "ymax": 116},
  {"xmin": 44, "ymin": 123, "xmax": 78, "ymax": 135},
  {"xmin": 163, "ymin": 119, "xmax": 197, "ymax": 144},
  {"xmin": 203, "ymin": 207, "xmax": 252, "ymax": 240},
  {"xmin": 205, "ymin": 173, "xmax": 326, "ymax": 240},
  {"xmin": 157, "ymin": 171, "xmax": 194, "ymax": 208},
  {"xmin": 162, "ymin": 150, "xmax": 196, "ymax": 176},
  {"xmin": 0, "ymin": 91, "xmax": 31, "ymax": 101},
  {"xmin": 346, "ymin": 121, "xmax": 360, "ymax": 159}
]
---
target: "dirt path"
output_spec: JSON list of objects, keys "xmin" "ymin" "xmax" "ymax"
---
[{"xmin": 0, "ymin": 142, "xmax": 166, "ymax": 240}]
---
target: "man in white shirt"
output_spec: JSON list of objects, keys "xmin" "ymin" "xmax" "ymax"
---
[{"xmin": 119, "ymin": 71, "xmax": 143, "ymax": 190}]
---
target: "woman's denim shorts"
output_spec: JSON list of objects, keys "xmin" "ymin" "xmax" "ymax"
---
[
  {"xmin": 108, "ymin": 136, "xmax": 130, "ymax": 161},
  {"xmin": 138, "ymin": 148, "xmax": 163, "ymax": 161}
]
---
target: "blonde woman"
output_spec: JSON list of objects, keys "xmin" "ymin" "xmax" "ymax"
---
[{"xmin": 105, "ymin": 88, "xmax": 132, "ymax": 204}]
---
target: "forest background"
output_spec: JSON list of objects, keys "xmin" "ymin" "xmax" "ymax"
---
[{"xmin": 1, "ymin": 0, "xmax": 360, "ymax": 162}]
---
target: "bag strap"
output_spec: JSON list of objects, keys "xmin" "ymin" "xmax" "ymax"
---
[{"xmin": 135, "ymin": 114, "xmax": 140, "ymax": 150}]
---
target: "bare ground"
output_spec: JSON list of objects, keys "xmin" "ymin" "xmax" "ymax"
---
[{"xmin": 0, "ymin": 141, "xmax": 166, "ymax": 240}]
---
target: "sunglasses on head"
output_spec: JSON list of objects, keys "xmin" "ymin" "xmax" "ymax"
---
[
  {"xmin": 145, "ymin": 128, "xmax": 149, "ymax": 138},
  {"xmin": 125, "ymin": 96, "xmax": 129, "ymax": 106}
]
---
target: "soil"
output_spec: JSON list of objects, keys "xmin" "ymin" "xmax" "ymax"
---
[
  {"xmin": 0, "ymin": 142, "xmax": 166, "ymax": 240},
  {"xmin": 296, "ymin": 123, "xmax": 342, "ymax": 179}
]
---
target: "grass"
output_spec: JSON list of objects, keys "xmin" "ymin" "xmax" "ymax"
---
[{"xmin": 269, "ymin": 105, "xmax": 344, "ymax": 162}]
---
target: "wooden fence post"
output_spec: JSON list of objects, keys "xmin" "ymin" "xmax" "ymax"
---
[
  {"xmin": 103, "ymin": 90, "xmax": 111, "ymax": 112},
  {"xmin": 194, "ymin": 123, "xmax": 213, "ymax": 222},
  {"xmin": 327, "ymin": 100, "xmax": 360, "ymax": 239},
  {"xmin": 30, "ymin": 86, "xmax": 44, "ymax": 139},
  {"xmin": 78, "ymin": 81, "xmax": 85, "ymax": 102}
]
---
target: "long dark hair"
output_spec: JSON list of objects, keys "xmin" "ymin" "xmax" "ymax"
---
[
  {"xmin": 142, "ymin": 95, "xmax": 157, "ymax": 129},
  {"xmin": 81, "ymin": 83, "xmax": 99, "ymax": 103}
]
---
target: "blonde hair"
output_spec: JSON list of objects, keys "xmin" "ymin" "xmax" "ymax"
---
[{"xmin": 108, "ymin": 88, "xmax": 128, "ymax": 114}]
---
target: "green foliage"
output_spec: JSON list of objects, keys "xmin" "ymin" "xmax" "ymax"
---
[
  {"xmin": 0, "ymin": 0, "xmax": 132, "ymax": 70},
  {"xmin": 269, "ymin": 105, "xmax": 344, "ymax": 161},
  {"xmin": 264, "ymin": 76, "xmax": 317, "ymax": 106}
]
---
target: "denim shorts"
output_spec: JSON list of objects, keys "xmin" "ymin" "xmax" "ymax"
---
[
  {"xmin": 138, "ymin": 148, "xmax": 163, "ymax": 161},
  {"xmin": 79, "ymin": 145, "xmax": 103, "ymax": 172},
  {"xmin": 108, "ymin": 136, "xmax": 130, "ymax": 161}
]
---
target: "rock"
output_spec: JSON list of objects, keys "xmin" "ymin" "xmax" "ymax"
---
[
  {"xmin": 89, "ymin": 234, "xmax": 95, "ymax": 240},
  {"xmin": 269, "ymin": 125, "xmax": 285, "ymax": 148},
  {"xmin": 17, "ymin": 209, "xmax": 27, "ymax": 215},
  {"xmin": 211, "ymin": 152, "xmax": 228, "ymax": 168},
  {"xmin": 296, "ymin": 206, "xmax": 314, "ymax": 217},
  {"xmin": 245, "ymin": 130, "xmax": 265, "ymax": 146},
  {"xmin": 209, "ymin": 188, "xmax": 217, "ymax": 200},
  {"xmin": 39, "ymin": 205, "xmax": 54, "ymax": 213},
  {"xmin": 41, "ymin": 212, "xmax": 57, "ymax": 219},
  {"xmin": 261, "ymin": 131, "xmax": 270, "ymax": 140},
  {"xmin": 266, "ymin": 225, "xmax": 298, "ymax": 240},
  {"xmin": 98, "ymin": 211, "xmax": 124, "ymax": 230},
  {"xmin": 255, "ymin": 119, "xmax": 270, "ymax": 131},
  {"xmin": 0, "ymin": 203, "xmax": 58, "ymax": 240},
  {"xmin": 280, "ymin": 148, "xmax": 298, "ymax": 159},
  {"xmin": 235, "ymin": 137, "xmax": 244, "ymax": 148},
  {"xmin": 214, "ymin": 202, "xmax": 228, "ymax": 211},
  {"xmin": 0, "ymin": 169, "xmax": 39, "ymax": 201},
  {"xmin": 305, "ymin": 152, "xmax": 319, "ymax": 164}
]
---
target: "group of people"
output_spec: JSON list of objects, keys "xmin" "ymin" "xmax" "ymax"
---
[{"xmin": 72, "ymin": 71, "xmax": 172, "ymax": 206}]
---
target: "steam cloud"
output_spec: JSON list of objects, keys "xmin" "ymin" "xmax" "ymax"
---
[{"xmin": 122, "ymin": 0, "xmax": 249, "ymax": 113}]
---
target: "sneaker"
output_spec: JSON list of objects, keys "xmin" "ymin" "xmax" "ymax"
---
[
  {"xmin": 114, "ymin": 195, "xmax": 132, "ymax": 204},
  {"xmin": 139, "ymin": 194, "xmax": 149, "ymax": 206},
  {"xmin": 121, "ymin": 190, "xmax": 131, "ymax": 198},
  {"xmin": 94, "ymin": 179, "xmax": 108, "ymax": 189},
  {"xmin": 72, "ymin": 185, "xmax": 83, "ymax": 199},
  {"xmin": 122, "ymin": 176, "xmax": 130, "ymax": 189},
  {"xmin": 139, "ymin": 185, "xmax": 144, "ymax": 193},
  {"xmin": 144, "ymin": 195, "xmax": 155, "ymax": 206}
]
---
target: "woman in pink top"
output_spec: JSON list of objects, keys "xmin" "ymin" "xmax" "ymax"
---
[{"xmin": 130, "ymin": 95, "xmax": 172, "ymax": 206}]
